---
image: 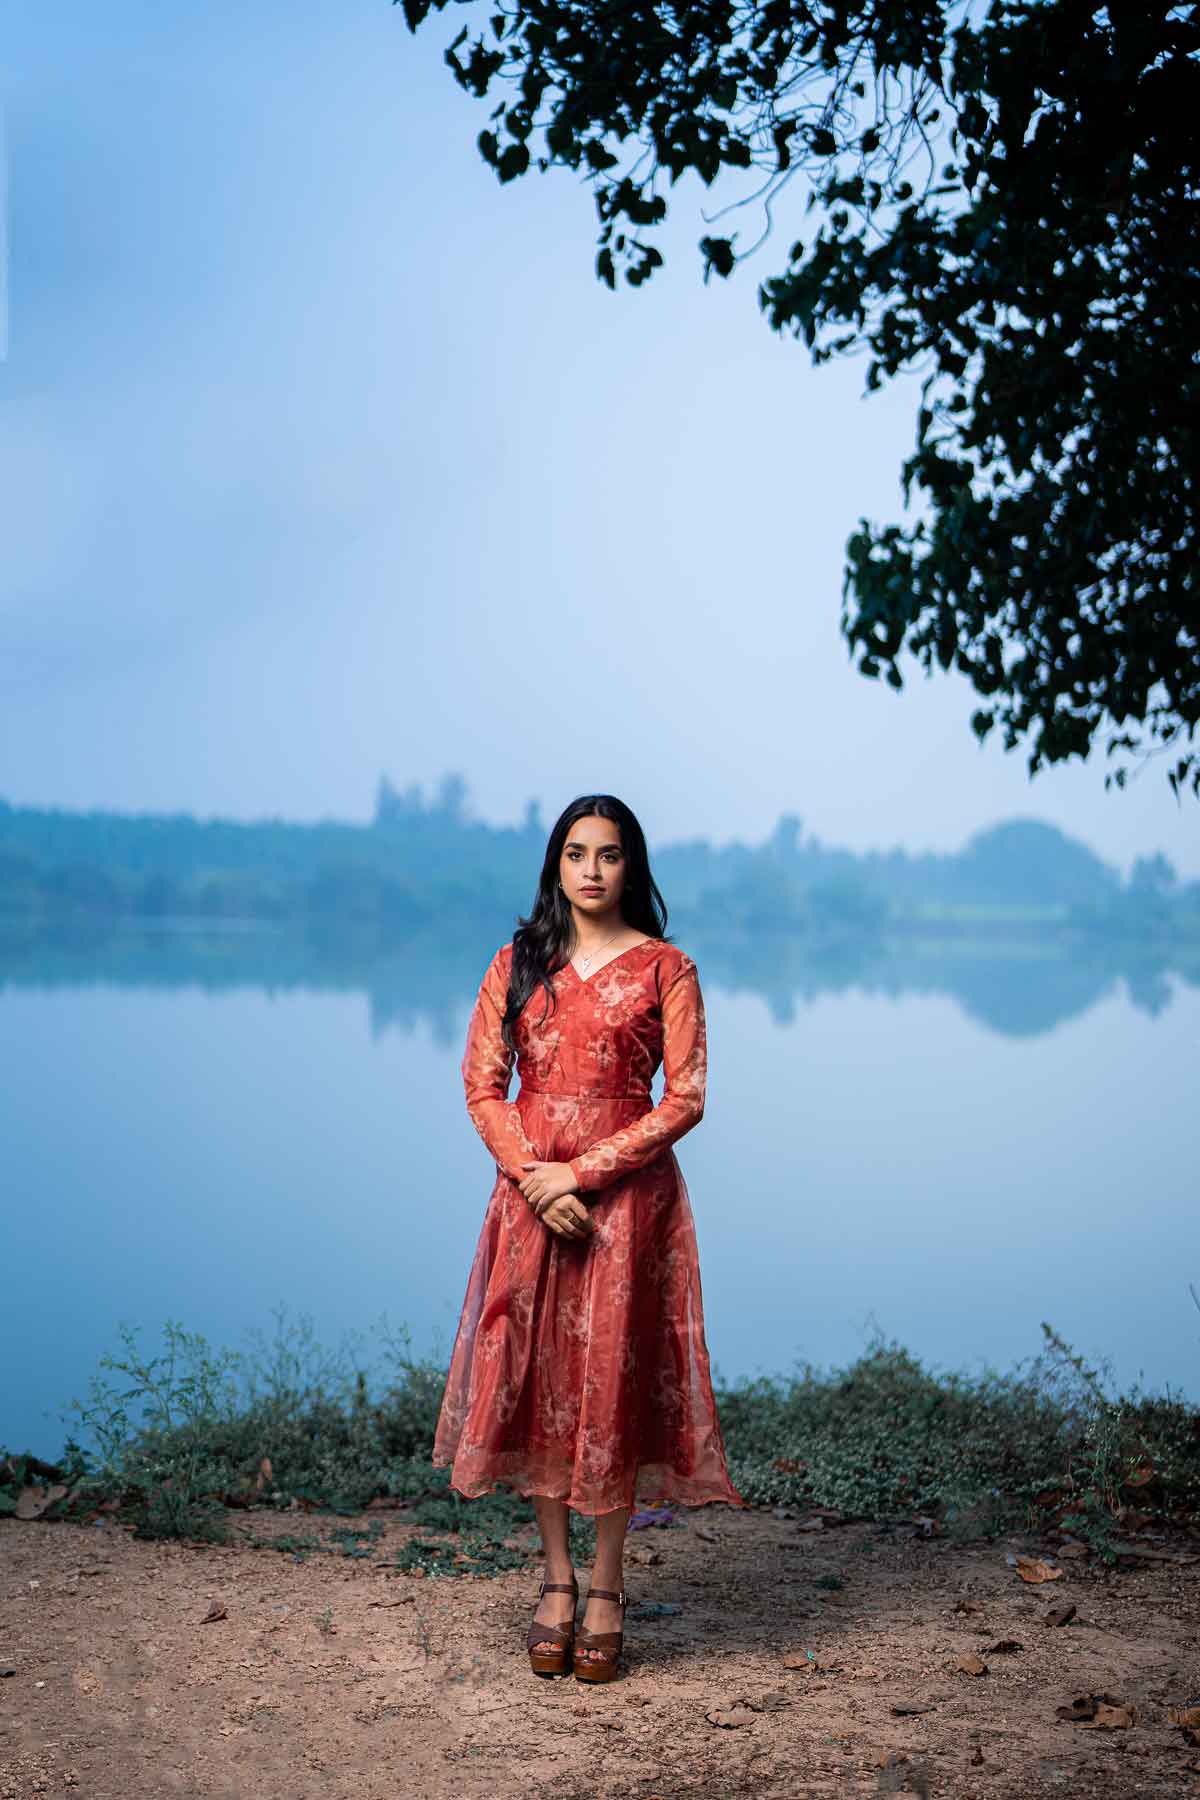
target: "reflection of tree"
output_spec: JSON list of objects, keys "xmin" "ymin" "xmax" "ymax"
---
[{"xmin": 0, "ymin": 914, "xmax": 1193, "ymax": 1043}]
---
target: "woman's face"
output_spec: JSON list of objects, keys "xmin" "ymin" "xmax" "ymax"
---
[{"xmin": 558, "ymin": 813, "xmax": 627, "ymax": 919}]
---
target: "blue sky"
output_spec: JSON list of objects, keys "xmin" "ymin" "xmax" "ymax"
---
[{"xmin": 2, "ymin": 0, "xmax": 1196, "ymax": 876}]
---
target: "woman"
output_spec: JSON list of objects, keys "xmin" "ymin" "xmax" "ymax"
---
[{"xmin": 432, "ymin": 794, "xmax": 745, "ymax": 1682}]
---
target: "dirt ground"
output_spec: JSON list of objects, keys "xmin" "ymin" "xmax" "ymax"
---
[{"xmin": 1, "ymin": 1504, "xmax": 1198, "ymax": 1800}]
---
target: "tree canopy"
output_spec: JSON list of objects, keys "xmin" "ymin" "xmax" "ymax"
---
[{"xmin": 399, "ymin": 0, "xmax": 1199, "ymax": 798}]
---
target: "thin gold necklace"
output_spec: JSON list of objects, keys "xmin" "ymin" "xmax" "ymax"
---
[{"xmin": 574, "ymin": 926, "xmax": 624, "ymax": 975}]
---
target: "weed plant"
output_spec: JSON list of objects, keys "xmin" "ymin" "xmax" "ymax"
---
[{"xmin": 1, "ymin": 1310, "xmax": 1195, "ymax": 1566}]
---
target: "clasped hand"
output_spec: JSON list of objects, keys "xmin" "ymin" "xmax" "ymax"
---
[{"xmin": 519, "ymin": 1160, "xmax": 594, "ymax": 1241}]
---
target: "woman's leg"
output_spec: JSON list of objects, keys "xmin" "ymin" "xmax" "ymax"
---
[
  {"xmin": 531, "ymin": 1495, "xmax": 576, "ymax": 1655},
  {"xmin": 579, "ymin": 1503, "xmax": 631, "ymax": 1661}
]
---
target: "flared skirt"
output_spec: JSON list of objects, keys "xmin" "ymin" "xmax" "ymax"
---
[{"xmin": 432, "ymin": 1088, "xmax": 746, "ymax": 1515}]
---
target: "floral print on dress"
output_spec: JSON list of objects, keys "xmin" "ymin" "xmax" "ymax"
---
[{"xmin": 432, "ymin": 937, "xmax": 747, "ymax": 1516}]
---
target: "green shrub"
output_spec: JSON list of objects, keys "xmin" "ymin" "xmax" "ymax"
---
[
  {"xmin": 716, "ymin": 1321, "xmax": 1199, "ymax": 1554},
  {"xmin": 0, "ymin": 1310, "xmax": 1191, "ymax": 1560}
]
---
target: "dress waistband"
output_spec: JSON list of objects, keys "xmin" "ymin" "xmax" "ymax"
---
[{"xmin": 518, "ymin": 1080, "xmax": 652, "ymax": 1102}]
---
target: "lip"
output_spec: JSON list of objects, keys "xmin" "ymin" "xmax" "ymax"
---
[{"xmin": 580, "ymin": 887, "xmax": 605, "ymax": 895}]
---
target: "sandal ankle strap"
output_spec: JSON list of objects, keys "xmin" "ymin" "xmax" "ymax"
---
[
  {"xmin": 586, "ymin": 1587, "xmax": 626, "ymax": 1605},
  {"xmin": 539, "ymin": 1580, "xmax": 579, "ymax": 1596}
]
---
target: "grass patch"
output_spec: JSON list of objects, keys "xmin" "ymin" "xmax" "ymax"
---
[{"xmin": 2, "ymin": 1310, "xmax": 1196, "ymax": 1566}]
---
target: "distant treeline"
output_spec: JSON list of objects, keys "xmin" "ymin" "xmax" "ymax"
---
[{"xmin": 0, "ymin": 774, "xmax": 1195, "ymax": 938}]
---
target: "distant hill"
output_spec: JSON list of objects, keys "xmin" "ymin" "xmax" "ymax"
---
[{"xmin": 0, "ymin": 777, "xmax": 1194, "ymax": 938}]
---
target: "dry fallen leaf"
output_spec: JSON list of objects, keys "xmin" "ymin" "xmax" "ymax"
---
[
  {"xmin": 1010, "ymin": 1555, "xmax": 1063, "ymax": 1584},
  {"xmin": 757, "ymin": 1690, "xmax": 793, "ymax": 1713},
  {"xmin": 1045, "ymin": 1603, "xmax": 1077, "ymax": 1628},
  {"xmin": 891, "ymin": 1700, "xmax": 937, "ymax": 1716},
  {"xmin": 706, "ymin": 1704, "xmax": 758, "ymax": 1729},
  {"xmin": 1081, "ymin": 1702, "xmax": 1136, "ymax": 1731},
  {"xmin": 985, "ymin": 1639, "xmax": 1023, "ymax": 1655},
  {"xmin": 782, "ymin": 1649, "xmax": 840, "ymax": 1674},
  {"xmin": 200, "ymin": 1601, "xmax": 228, "ymax": 1624},
  {"xmin": 955, "ymin": 1653, "xmax": 988, "ymax": 1677},
  {"xmin": 1056, "ymin": 1691, "xmax": 1131, "ymax": 1726},
  {"xmin": 1167, "ymin": 1700, "xmax": 1200, "ymax": 1745}
]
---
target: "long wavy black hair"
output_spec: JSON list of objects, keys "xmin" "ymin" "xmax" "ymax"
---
[{"xmin": 502, "ymin": 794, "xmax": 670, "ymax": 1051}]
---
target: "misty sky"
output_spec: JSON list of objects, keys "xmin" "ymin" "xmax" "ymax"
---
[{"xmin": 2, "ymin": 0, "xmax": 1196, "ymax": 877}]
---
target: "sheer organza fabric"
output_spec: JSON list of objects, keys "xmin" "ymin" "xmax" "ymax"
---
[{"xmin": 432, "ymin": 938, "xmax": 746, "ymax": 1516}]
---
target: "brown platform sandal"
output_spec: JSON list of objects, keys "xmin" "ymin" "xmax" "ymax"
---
[
  {"xmin": 573, "ymin": 1586, "xmax": 628, "ymax": 1684},
  {"xmin": 526, "ymin": 1578, "xmax": 579, "ymax": 1677}
]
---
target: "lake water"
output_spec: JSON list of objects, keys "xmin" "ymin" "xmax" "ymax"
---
[{"xmin": 3, "ymin": 922, "xmax": 1197, "ymax": 1458}]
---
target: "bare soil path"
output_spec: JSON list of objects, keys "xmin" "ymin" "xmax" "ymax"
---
[{"xmin": 2, "ymin": 1507, "xmax": 1197, "ymax": 1799}]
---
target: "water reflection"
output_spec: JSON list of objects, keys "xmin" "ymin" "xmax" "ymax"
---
[
  {"xmin": 2, "ymin": 916, "xmax": 1196, "ymax": 1459},
  {"xmin": 1, "ymin": 913, "xmax": 1192, "ymax": 1041}
]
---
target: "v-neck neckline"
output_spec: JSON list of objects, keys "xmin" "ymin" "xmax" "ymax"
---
[{"xmin": 564, "ymin": 937, "xmax": 657, "ymax": 986}]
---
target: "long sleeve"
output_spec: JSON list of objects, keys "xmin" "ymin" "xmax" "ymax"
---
[
  {"xmin": 461, "ymin": 949, "xmax": 539, "ymax": 1185},
  {"xmin": 568, "ymin": 958, "xmax": 707, "ymax": 1193}
]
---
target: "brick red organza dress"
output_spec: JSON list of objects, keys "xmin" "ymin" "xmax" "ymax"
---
[{"xmin": 432, "ymin": 936, "xmax": 746, "ymax": 1516}]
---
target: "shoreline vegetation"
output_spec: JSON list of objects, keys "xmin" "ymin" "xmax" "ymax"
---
[
  {"xmin": 1, "ymin": 779, "xmax": 1197, "ymax": 943},
  {"xmin": 4, "ymin": 1313, "xmax": 1197, "ymax": 1572}
]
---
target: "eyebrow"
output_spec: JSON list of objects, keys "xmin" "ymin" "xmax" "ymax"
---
[{"xmin": 564, "ymin": 838, "xmax": 623, "ymax": 852}]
